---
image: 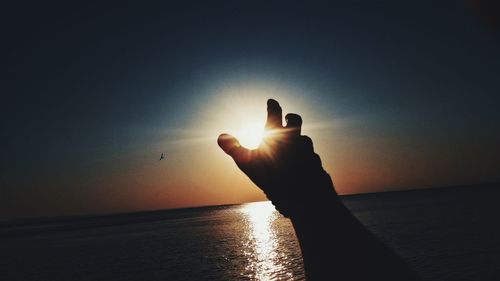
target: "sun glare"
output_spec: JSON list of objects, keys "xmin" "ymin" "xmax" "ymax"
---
[
  {"xmin": 233, "ymin": 122, "xmax": 265, "ymax": 149},
  {"xmin": 187, "ymin": 84, "xmax": 318, "ymax": 153}
]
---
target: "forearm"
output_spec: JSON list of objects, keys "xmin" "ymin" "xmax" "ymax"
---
[
  {"xmin": 289, "ymin": 191, "xmax": 419, "ymax": 281},
  {"xmin": 218, "ymin": 99, "xmax": 420, "ymax": 280}
]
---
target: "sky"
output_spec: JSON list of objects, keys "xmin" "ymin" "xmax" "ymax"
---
[{"xmin": 1, "ymin": 1, "xmax": 499, "ymax": 219}]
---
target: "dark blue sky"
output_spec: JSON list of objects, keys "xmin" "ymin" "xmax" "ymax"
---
[{"xmin": 2, "ymin": 1, "xmax": 499, "ymax": 219}]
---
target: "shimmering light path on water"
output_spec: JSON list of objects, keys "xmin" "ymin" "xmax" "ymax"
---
[
  {"xmin": 2, "ymin": 186, "xmax": 499, "ymax": 281},
  {"xmin": 241, "ymin": 202, "xmax": 290, "ymax": 280}
]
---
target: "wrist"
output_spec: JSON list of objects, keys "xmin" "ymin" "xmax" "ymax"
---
[{"xmin": 288, "ymin": 191, "xmax": 345, "ymax": 222}]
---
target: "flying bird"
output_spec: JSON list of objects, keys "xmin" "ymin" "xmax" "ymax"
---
[{"xmin": 160, "ymin": 153, "xmax": 166, "ymax": 160}]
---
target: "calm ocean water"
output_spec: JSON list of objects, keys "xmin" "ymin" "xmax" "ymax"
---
[{"xmin": 1, "ymin": 185, "xmax": 499, "ymax": 281}]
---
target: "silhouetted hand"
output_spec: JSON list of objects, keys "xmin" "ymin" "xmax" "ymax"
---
[
  {"xmin": 218, "ymin": 99, "xmax": 421, "ymax": 280},
  {"xmin": 218, "ymin": 99, "xmax": 337, "ymax": 217}
]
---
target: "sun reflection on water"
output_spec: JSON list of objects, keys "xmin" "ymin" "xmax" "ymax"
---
[{"xmin": 240, "ymin": 201, "xmax": 291, "ymax": 280}]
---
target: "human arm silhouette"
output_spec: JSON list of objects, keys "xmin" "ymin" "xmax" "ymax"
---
[{"xmin": 218, "ymin": 99, "xmax": 420, "ymax": 280}]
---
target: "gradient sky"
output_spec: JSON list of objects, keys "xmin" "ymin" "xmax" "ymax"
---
[{"xmin": 2, "ymin": 1, "xmax": 499, "ymax": 219}]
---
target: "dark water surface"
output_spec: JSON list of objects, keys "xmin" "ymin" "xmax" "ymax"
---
[{"xmin": 1, "ymin": 185, "xmax": 499, "ymax": 280}]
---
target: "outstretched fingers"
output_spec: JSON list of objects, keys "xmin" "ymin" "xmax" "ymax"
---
[
  {"xmin": 265, "ymin": 99, "xmax": 283, "ymax": 131},
  {"xmin": 285, "ymin": 113, "xmax": 302, "ymax": 136}
]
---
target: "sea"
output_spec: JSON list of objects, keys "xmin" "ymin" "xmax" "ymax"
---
[{"xmin": 1, "ymin": 184, "xmax": 499, "ymax": 281}]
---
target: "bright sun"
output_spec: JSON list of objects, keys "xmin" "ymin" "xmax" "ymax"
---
[{"xmin": 233, "ymin": 122, "xmax": 265, "ymax": 149}]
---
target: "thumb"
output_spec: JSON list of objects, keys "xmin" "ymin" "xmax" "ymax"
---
[{"xmin": 217, "ymin": 133, "xmax": 252, "ymax": 163}]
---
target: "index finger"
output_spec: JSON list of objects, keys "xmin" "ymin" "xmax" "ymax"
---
[{"xmin": 265, "ymin": 99, "xmax": 283, "ymax": 130}]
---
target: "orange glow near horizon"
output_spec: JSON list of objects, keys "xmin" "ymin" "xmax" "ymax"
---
[
  {"xmin": 33, "ymin": 82, "xmax": 496, "ymax": 219},
  {"xmin": 139, "ymin": 84, "xmax": 358, "ymax": 211}
]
